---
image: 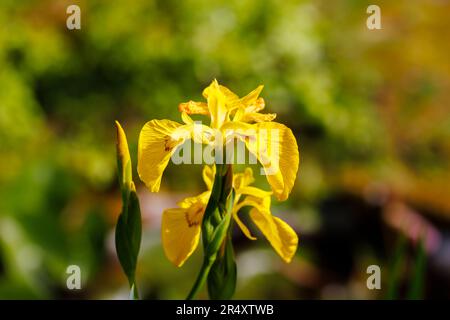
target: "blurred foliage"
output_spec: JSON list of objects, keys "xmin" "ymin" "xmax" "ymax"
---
[{"xmin": 0, "ymin": 0, "xmax": 449, "ymax": 299}]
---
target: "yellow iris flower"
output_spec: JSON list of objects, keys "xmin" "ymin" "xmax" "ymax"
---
[
  {"xmin": 137, "ymin": 80, "xmax": 300, "ymax": 201},
  {"xmin": 117, "ymin": 81, "xmax": 300, "ymax": 299},
  {"xmin": 162, "ymin": 166, "xmax": 298, "ymax": 267}
]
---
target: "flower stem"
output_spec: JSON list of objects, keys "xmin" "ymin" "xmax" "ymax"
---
[
  {"xmin": 186, "ymin": 256, "xmax": 215, "ymax": 300},
  {"xmin": 186, "ymin": 163, "xmax": 233, "ymax": 300},
  {"xmin": 129, "ymin": 282, "xmax": 139, "ymax": 300}
]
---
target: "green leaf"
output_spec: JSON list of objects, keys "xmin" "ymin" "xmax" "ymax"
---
[
  {"xmin": 386, "ymin": 235, "xmax": 407, "ymax": 300},
  {"xmin": 202, "ymin": 164, "xmax": 233, "ymax": 245},
  {"xmin": 115, "ymin": 189, "xmax": 142, "ymax": 289},
  {"xmin": 205, "ymin": 190, "xmax": 234, "ymax": 258},
  {"xmin": 187, "ymin": 165, "xmax": 235, "ymax": 300},
  {"xmin": 207, "ymin": 236, "xmax": 237, "ymax": 300},
  {"xmin": 201, "ymin": 166, "xmax": 225, "ymax": 245},
  {"xmin": 407, "ymin": 238, "xmax": 426, "ymax": 300},
  {"xmin": 204, "ymin": 190, "xmax": 236, "ymax": 299},
  {"xmin": 114, "ymin": 121, "xmax": 142, "ymax": 299}
]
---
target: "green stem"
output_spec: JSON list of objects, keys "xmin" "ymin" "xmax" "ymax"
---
[
  {"xmin": 186, "ymin": 163, "xmax": 233, "ymax": 300},
  {"xmin": 201, "ymin": 164, "xmax": 224, "ymax": 246},
  {"xmin": 130, "ymin": 282, "xmax": 139, "ymax": 300},
  {"xmin": 186, "ymin": 256, "xmax": 215, "ymax": 300}
]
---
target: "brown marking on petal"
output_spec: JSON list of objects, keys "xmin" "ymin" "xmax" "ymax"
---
[
  {"xmin": 244, "ymin": 135, "xmax": 256, "ymax": 144},
  {"xmin": 185, "ymin": 204, "xmax": 204, "ymax": 227},
  {"xmin": 164, "ymin": 138, "xmax": 172, "ymax": 152},
  {"xmin": 164, "ymin": 137, "xmax": 179, "ymax": 152}
]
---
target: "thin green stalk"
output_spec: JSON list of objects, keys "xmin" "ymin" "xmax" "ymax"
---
[
  {"xmin": 407, "ymin": 238, "xmax": 426, "ymax": 299},
  {"xmin": 386, "ymin": 235, "xmax": 407, "ymax": 299},
  {"xmin": 186, "ymin": 256, "xmax": 216, "ymax": 300}
]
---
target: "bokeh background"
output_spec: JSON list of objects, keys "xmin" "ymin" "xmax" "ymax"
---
[{"xmin": 1, "ymin": 0, "xmax": 449, "ymax": 299}]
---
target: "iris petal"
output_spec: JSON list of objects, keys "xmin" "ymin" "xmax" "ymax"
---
[
  {"xmin": 138, "ymin": 119, "xmax": 189, "ymax": 192},
  {"xmin": 223, "ymin": 121, "xmax": 299, "ymax": 201},
  {"xmin": 249, "ymin": 207, "xmax": 298, "ymax": 263},
  {"xmin": 162, "ymin": 208, "xmax": 202, "ymax": 267}
]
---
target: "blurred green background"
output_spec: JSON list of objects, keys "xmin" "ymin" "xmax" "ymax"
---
[{"xmin": 1, "ymin": 0, "xmax": 449, "ymax": 299}]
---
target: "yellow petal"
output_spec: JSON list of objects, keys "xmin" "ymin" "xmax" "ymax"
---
[
  {"xmin": 232, "ymin": 200, "xmax": 257, "ymax": 240},
  {"xmin": 181, "ymin": 112, "xmax": 194, "ymax": 125},
  {"xmin": 202, "ymin": 165, "xmax": 216, "ymax": 190},
  {"xmin": 191, "ymin": 121, "xmax": 216, "ymax": 145},
  {"xmin": 161, "ymin": 208, "xmax": 201, "ymax": 267},
  {"xmin": 223, "ymin": 121, "xmax": 299, "ymax": 201},
  {"xmin": 229, "ymin": 88, "xmax": 265, "ymax": 119},
  {"xmin": 240, "ymin": 112, "xmax": 276, "ymax": 123},
  {"xmin": 245, "ymin": 97, "xmax": 265, "ymax": 113},
  {"xmin": 203, "ymin": 80, "xmax": 228, "ymax": 129},
  {"xmin": 178, "ymin": 101, "xmax": 210, "ymax": 115},
  {"xmin": 178, "ymin": 191, "xmax": 211, "ymax": 208},
  {"xmin": 232, "ymin": 108, "xmax": 245, "ymax": 122},
  {"xmin": 239, "ymin": 85, "xmax": 264, "ymax": 110},
  {"xmin": 237, "ymin": 186, "xmax": 272, "ymax": 199},
  {"xmin": 218, "ymin": 85, "xmax": 239, "ymax": 102},
  {"xmin": 258, "ymin": 122, "xmax": 299, "ymax": 201},
  {"xmin": 244, "ymin": 194, "xmax": 272, "ymax": 211},
  {"xmin": 233, "ymin": 167, "xmax": 254, "ymax": 190},
  {"xmin": 138, "ymin": 119, "xmax": 189, "ymax": 192},
  {"xmin": 249, "ymin": 208, "xmax": 298, "ymax": 263}
]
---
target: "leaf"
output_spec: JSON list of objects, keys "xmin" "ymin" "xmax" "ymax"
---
[
  {"xmin": 386, "ymin": 235, "xmax": 407, "ymax": 300},
  {"xmin": 407, "ymin": 238, "xmax": 426, "ymax": 300},
  {"xmin": 115, "ymin": 188, "xmax": 142, "ymax": 288},
  {"xmin": 186, "ymin": 167, "xmax": 235, "ymax": 300},
  {"xmin": 205, "ymin": 208, "xmax": 232, "ymax": 258},
  {"xmin": 207, "ymin": 237, "xmax": 237, "ymax": 300},
  {"xmin": 114, "ymin": 121, "xmax": 142, "ymax": 299},
  {"xmin": 205, "ymin": 190, "xmax": 236, "ymax": 300}
]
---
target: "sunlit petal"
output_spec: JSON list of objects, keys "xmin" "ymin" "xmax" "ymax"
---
[
  {"xmin": 223, "ymin": 121, "xmax": 299, "ymax": 201},
  {"xmin": 202, "ymin": 165, "xmax": 216, "ymax": 190},
  {"xmin": 239, "ymin": 85, "xmax": 264, "ymax": 110},
  {"xmin": 237, "ymin": 186, "xmax": 273, "ymax": 199},
  {"xmin": 232, "ymin": 200, "xmax": 257, "ymax": 240},
  {"xmin": 178, "ymin": 101, "xmax": 210, "ymax": 116},
  {"xmin": 240, "ymin": 112, "xmax": 276, "ymax": 123},
  {"xmin": 178, "ymin": 191, "xmax": 211, "ymax": 209},
  {"xmin": 218, "ymin": 85, "xmax": 239, "ymax": 103},
  {"xmin": 249, "ymin": 208, "xmax": 298, "ymax": 263},
  {"xmin": 162, "ymin": 208, "xmax": 201, "ymax": 267},
  {"xmin": 203, "ymin": 80, "xmax": 228, "ymax": 129},
  {"xmin": 138, "ymin": 119, "xmax": 190, "ymax": 192},
  {"xmin": 181, "ymin": 111, "xmax": 194, "ymax": 125},
  {"xmin": 233, "ymin": 167, "xmax": 254, "ymax": 191}
]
